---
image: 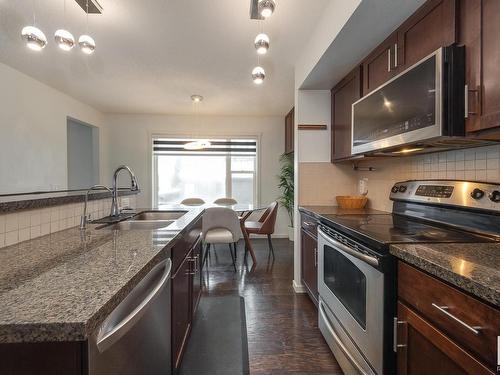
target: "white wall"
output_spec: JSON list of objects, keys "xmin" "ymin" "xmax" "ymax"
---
[
  {"xmin": 296, "ymin": 90, "xmax": 332, "ymax": 162},
  {"xmin": 105, "ymin": 114, "xmax": 289, "ymax": 236},
  {"xmin": 0, "ymin": 62, "xmax": 108, "ymax": 194}
]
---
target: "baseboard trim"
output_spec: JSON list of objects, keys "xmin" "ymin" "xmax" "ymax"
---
[{"xmin": 292, "ymin": 280, "xmax": 306, "ymax": 293}]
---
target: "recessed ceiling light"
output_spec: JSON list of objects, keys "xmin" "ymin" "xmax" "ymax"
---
[
  {"xmin": 258, "ymin": 0, "xmax": 276, "ymax": 18},
  {"xmin": 21, "ymin": 26, "xmax": 47, "ymax": 51},
  {"xmin": 254, "ymin": 33, "xmax": 270, "ymax": 55},
  {"xmin": 191, "ymin": 95, "xmax": 204, "ymax": 103},
  {"xmin": 252, "ymin": 66, "xmax": 266, "ymax": 84}
]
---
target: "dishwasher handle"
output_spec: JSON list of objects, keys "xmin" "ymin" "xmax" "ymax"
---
[{"xmin": 96, "ymin": 258, "xmax": 172, "ymax": 352}]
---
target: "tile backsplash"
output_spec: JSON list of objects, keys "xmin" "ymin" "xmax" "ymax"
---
[
  {"xmin": 357, "ymin": 144, "xmax": 500, "ymax": 212},
  {"xmin": 0, "ymin": 196, "xmax": 137, "ymax": 249}
]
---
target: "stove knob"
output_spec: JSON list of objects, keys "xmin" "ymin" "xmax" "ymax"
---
[
  {"xmin": 489, "ymin": 190, "xmax": 500, "ymax": 203},
  {"xmin": 399, "ymin": 185, "xmax": 408, "ymax": 193},
  {"xmin": 470, "ymin": 188, "xmax": 485, "ymax": 200},
  {"xmin": 391, "ymin": 186, "xmax": 399, "ymax": 193}
]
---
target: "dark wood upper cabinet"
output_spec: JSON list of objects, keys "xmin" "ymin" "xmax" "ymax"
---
[
  {"xmin": 396, "ymin": 0, "xmax": 457, "ymax": 69},
  {"xmin": 460, "ymin": 0, "xmax": 500, "ymax": 135},
  {"xmin": 362, "ymin": 33, "xmax": 397, "ymax": 96},
  {"xmin": 331, "ymin": 66, "xmax": 362, "ymax": 161},
  {"xmin": 362, "ymin": 0, "xmax": 456, "ymax": 97},
  {"xmin": 285, "ymin": 107, "xmax": 294, "ymax": 154}
]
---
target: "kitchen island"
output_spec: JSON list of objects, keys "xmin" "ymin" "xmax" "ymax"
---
[{"xmin": 0, "ymin": 207, "xmax": 204, "ymax": 374}]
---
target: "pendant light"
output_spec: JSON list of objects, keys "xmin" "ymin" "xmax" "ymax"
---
[
  {"xmin": 252, "ymin": 66, "xmax": 265, "ymax": 84},
  {"xmin": 21, "ymin": 0, "xmax": 47, "ymax": 51},
  {"xmin": 254, "ymin": 33, "xmax": 269, "ymax": 55},
  {"xmin": 183, "ymin": 95, "xmax": 211, "ymax": 150},
  {"xmin": 258, "ymin": 0, "xmax": 276, "ymax": 18},
  {"xmin": 55, "ymin": 0, "xmax": 75, "ymax": 51},
  {"xmin": 79, "ymin": 0, "xmax": 96, "ymax": 54}
]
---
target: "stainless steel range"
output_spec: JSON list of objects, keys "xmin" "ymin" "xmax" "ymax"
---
[{"xmin": 317, "ymin": 180, "xmax": 500, "ymax": 375}]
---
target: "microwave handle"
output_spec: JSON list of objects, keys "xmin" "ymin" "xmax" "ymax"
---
[
  {"xmin": 319, "ymin": 228, "xmax": 379, "ymax": 267},
  {"xmin": 319, "ymin": 300, "xmax": 369, "ymax": 375}
]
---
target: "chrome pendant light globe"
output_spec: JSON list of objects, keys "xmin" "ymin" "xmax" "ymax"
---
[
  {"xmin": 21, "ymin": 26, "xmax": 47, "ymax": 51},
  {"xmin": 78, "ymin": 34, "xmax": 95, "ymax": 54},
  {"xmin": 55, "ymin": 29, "xmax": 75, "ymax": 51},
  {"xmin": 258, "ymin": 0, "xmax": 276, "ymax": 18},
  {"xmin": 254, "ymin": 33, "xmax": 270, "ymax": 55},
  {"xmin": 252, "ymin": 66, "xmax": 266, "ymax": 84}
]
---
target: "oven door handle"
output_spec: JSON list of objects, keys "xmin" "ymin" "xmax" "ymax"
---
[
  {"xmin": 319, "ymin": 228, "xmax": 379, "ymax": 267},
  {"xmin": 319, "ymin": 300, "xmax": 369, "ymax": 375}
]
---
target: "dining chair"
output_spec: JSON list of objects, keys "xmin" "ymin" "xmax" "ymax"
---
[
  {"xmin": 213, "ymin": 197, "xmax": 238, "ymax": 205},
  {"xmin": 181, "ymin": 197, "xmax": 206, "ymax": 206},
  {"xmin": 244, "ymin": 201, "xmax": 279, "ymax": 258},
  {"xmin": 202, "ymin": 207, "xmax": 242, "ymax": 272}
]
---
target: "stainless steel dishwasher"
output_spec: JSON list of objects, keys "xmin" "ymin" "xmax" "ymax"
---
[{"xmin": 88, "ymin": 258, "xmax": 172, "ymax": 375}]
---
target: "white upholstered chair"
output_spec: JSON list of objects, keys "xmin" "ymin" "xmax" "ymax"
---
[
  {"xmin": 202, "ymin": 207, "xmax": 242, "ymax": 271},
  {"xmin": 180, "ymin": 197, "xmax": 205, "ymax": 206},
  {"xmin": 213, "ymin": 197, "xmax": 238, "ymax": 205}
]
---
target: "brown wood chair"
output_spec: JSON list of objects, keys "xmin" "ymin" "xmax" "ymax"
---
[{"xmin": 244, "ymin": 201, "xmax": 279, "ymax": 258}]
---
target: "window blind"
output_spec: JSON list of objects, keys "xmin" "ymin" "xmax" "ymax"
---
[{"xmin": 153, "ymin": 138, "xmax": 257, "ymax": 155}]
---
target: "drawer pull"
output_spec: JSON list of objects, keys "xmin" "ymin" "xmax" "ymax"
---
[{"xmin": 431, "ymin": 303, "xmax": 481, "ymax": 335}]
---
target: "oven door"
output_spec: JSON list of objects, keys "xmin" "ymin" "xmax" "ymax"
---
[{"xmin": 318, "ymin": 228, "xmax": 384, "ymax": 375}]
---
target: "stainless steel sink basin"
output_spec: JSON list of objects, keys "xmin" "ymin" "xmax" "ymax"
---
[
  {"xmin": 104, "ymin": 220, "xmax": 175, "ymax": 230},
  {"xmin": 132, "ymin": 211, "xmax": 187, "ymax": 221}
]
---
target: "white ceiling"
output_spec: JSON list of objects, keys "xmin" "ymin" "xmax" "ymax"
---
[{"xmin": 0, "ymin": 0, "xmax": 330, "ymax": 116}]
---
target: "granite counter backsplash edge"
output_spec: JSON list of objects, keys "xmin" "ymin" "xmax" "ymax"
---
[{"xmin": 0, "ymin": 190, "xmax": 139, "ymax": 213}]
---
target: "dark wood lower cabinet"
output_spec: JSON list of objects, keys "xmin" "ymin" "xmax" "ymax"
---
[
  {"xmin": 301, "ymin": 228, "xmax": 318, "ymax": 306},
  {"xmin": 396, "ymin": 302, "xmax": 494, "ymax": 375}
]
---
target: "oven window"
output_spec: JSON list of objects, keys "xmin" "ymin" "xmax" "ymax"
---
[{"xmin": 324, "ymin": 245, "xmax": 367, "ymax": 329}]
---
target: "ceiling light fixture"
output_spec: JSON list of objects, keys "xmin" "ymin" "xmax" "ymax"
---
[
  {"xmin": 21, "ymin": 26, "xmax": 47, "ymax": 51},
  {"xmin": 21, "ymin": 0, "xmax": 47, "ymax": 51},
  {"xmin": 184, "ymin": 95, "xmax": 210, "ymax": 150},
  {"xmin": 258, "ymin": 0, "xmax": 276, "ymax": 18},
  {"xmin": 55, "ymin": 0, "xmax": 75, "ymax": 51},
  {"xmin": 79, "ymin": 0, "xmax": 96, "ymax": 54},
  {"xmin": 254, "ymin": 33, "xmax": 269, "ymax": 55},
  {"xmin": 252, "ymin": 66, "xmax": 266, "ymax": 84}
]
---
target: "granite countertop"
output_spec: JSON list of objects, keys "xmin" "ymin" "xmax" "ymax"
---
[
  {"xmin": 0, "ymin": 207, "xmax": 203, "ymax": 343},
  {"xmin": 390, "ymin": 243, "xmax": 500, "ymax": 307},
  {"xmin": 299, "ymin": 205, "xmax": 388, "ymax": 218}
]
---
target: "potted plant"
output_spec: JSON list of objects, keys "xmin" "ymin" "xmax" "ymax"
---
[{"xmin": 278, "ymin": 152, "xmax": 294, "ymax": 241}]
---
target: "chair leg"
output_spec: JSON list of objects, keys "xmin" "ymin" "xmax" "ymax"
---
[
  {"xmin": 267, "ymin": 234, "xmax": 275, "ymax": 259},
  {"xmin": 234, "ymin": 242, "xmax": 237, "ymax": 259},
  {"xmin": 228, "ymin": 243, "xmax": 237, "ymax": 272},
  {"xmin": 203, "ymin": 243, "xmax": 211, "ymax": 266}
]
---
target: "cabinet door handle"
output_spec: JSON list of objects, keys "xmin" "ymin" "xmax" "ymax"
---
[
  {"xmin": 394, "ymin": 43, "xmax": 398, "ymax": 68},
  {"xmin": 314, "ymin": 247, "xmax": 317, "ymax": 267},
  {"xmin": 387, "ymin": 49, "xmax": 391, "ymax": 72},
  {"xmin": 431, "ymin": 303, "xmax": 481, "ymax": 335}
]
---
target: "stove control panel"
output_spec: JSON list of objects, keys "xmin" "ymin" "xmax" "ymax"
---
[{"xmin": 389, "ymin": 180, "xmax": 500, "ymax": 211}]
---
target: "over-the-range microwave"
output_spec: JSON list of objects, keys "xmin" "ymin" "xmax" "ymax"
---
[{"xmin": 351, "ymin": 45, "xmax": 496, "ymax": 156}]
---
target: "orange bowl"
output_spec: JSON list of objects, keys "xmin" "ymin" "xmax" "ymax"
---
[{"xmin": 336, "ymin": 195, "xmax": 368, "ymax": 209}]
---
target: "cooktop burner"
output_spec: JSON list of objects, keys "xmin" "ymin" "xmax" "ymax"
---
[{"xmin": 321, "ymin": 213, "xmax": 494, "ymax": 245}]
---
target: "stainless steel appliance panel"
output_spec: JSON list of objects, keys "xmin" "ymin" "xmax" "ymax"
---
[
  {"xmin": 352, "ymin": 49, "xmax": 442, "ymax": 155},
  {"xmin": 318, "ymin": 228, "xmax": 384, "ymax": 375},
  {"xmin": 88, "ymin": 258, "xmax": 172, "ymax": 375}
]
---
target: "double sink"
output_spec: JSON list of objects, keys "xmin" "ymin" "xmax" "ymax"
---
[{"xmin": 101, "ymin": 210, "xmax": 188, "ymax": 230}]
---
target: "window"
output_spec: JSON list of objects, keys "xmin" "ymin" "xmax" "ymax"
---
[{"xmin": 152, "ymin": 137, "xmax": 257, "ymax": 206}]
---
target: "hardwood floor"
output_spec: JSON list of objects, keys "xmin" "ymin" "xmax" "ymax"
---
[{"xmin": 201, "ymin": 238, "xmax": 343, "ymax": 375}]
